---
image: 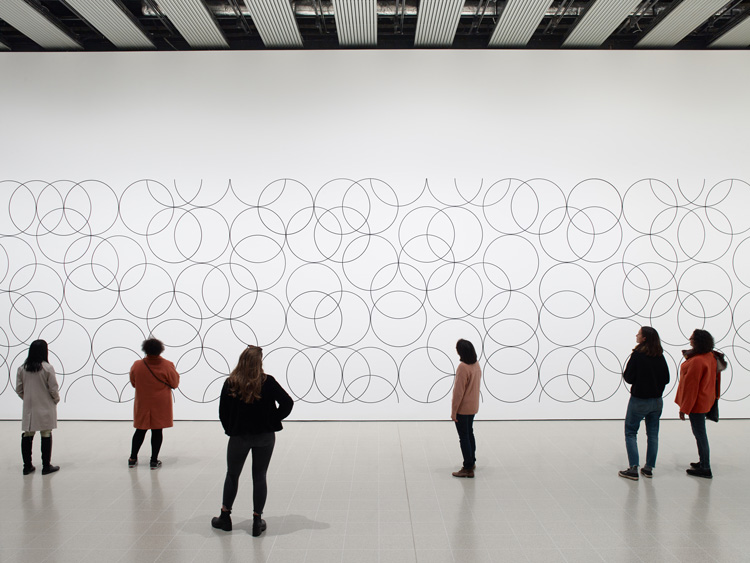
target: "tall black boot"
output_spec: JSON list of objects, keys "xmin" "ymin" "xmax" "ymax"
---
[
  {"xmin": 41, "ymin": 436, "xmax": 59, "ymax": 475},
  {"xmin": 21, "ymin": 435, "xmax": 35, "ymax": 475}
]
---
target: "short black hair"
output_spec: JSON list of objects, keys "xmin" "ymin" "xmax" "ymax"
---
[
  {"xmin": 141, "ymin": 338, "xmax": 165, "ymax": 356},
  {"xmin": 456, "ymin": 339, "xmax": 478, "ymax": 365}
]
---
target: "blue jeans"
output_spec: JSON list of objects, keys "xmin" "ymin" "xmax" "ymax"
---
[
  {"xmin": 455, "ymin": 414, "xmax": 476, "ymax": 469},
  {"xmin": 624, "ymin": 397, "xmax": 663, "ymax": 468},
  {"xmin": 689, "ymin": 413, "xmax": 710, "ymax": 469}
]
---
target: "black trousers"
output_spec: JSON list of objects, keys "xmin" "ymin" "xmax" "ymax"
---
[
  {"xmin": 130, "ymin": 429, "xmax": 163, "ymax": 462},
  {"xmin": 222, "ymin": 432, "xmax": 275, "ymax": 515},
  {"xmin": 455, "ymin": 414, "xmax": 476, "ymax": 469}
]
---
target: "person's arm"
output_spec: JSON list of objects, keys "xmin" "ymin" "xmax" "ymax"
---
[
  {"xmin": 15, "ymin": 367, "xmax": 23, "ymax": 399},
  {"xmin": 678, "ymin": 360, "xmax": 701, "ymax": 415},
  {"xmin": 451, "ymin": 364, "xmax": 467, "ymax": 422},
  {"xmin": 218, "ymin": 380, "xmax": 231, "ymax": 434},
  {"xmin": 272, "ymin": 378, "xmax": 294, "ymax": 421},
  {"xmin": 46, "ymin": 364, "xmax": 60, "ymax": 404},
  {"xmin": 165, "ymin": 361, "xmax": 180, "ymax": 389},
  {"xmin": 659, "ymin": 355, "xmax": 670, "ymax": 387},
  {"xmin": 130, "ymin": 363, "xmax": 137, "ymax": 388},
  {"xmin": 622, "ymin": 354, "xmax": 637, "ymax": 384}
]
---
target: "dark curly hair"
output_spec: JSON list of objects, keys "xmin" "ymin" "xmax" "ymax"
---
[
  {"xmin": 141, "ymin": 338, "xmax": 165, "ymax": 356},
  {"xmin": 685, "ymin": 329, "xmax": 714, "ymax": 357}
]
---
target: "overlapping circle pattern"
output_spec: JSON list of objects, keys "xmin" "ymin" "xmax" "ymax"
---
[{"xmin": 1, "ymin": 177, "xmax": 749, "ymax": 415}]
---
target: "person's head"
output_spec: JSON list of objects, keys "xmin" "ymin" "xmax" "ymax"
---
[
  {"xmin": 23, "ymin": 339, "xmax": 48, "ymax": 372},
  {"xmin": 456, "ymin": 339, "xmax": 478, "ymax": 365},
  {"xmin": 228, "ymin": 345, "xmax": 265, "ymax": 403},
  {"xmin": 634, "ymin": 326, "xmax": 663, "ymax": 357},
  {"xmin": 141, "ymin": 338, "xmax": 165, "ymax": 357},
  {"xmin": 690, "ymin": 329, "xmax": 714, "ymax": 355}
]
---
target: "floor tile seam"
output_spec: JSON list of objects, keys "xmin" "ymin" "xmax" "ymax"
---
[{"xmin": 396, "ymin": 422, "xmax": 426, "ymax": 559}]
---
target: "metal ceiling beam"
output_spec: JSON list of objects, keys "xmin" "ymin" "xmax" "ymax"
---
[
  {"xmin": 0, "ymin": 0, "xmax": 82, "ymax": 50},
  {"xmin": 0, "ymin": 40, "xmax": 9, "ymax": 51},
  {"xmin": 62, "ymin": 0, "xmax": 154, "ymax": 49},
  {"xmin": 244, "ymin": 0, "xmax": 304, "ymax": 48},
  {"xmin": 637, "ymin": 0, "xmax": 730, "ymax": 48},
  {"xmin": 333, "ymin": 0, "xmax": 377, "ymax": 46},
  {"xmin": 489, "ymin": 0, "xmax": 554, "ymax": 47},
  {"xmin": 156, "ymin": 0, "xmax": 229, "ymax": 48},
  {"xmin": 562, "ymin": 0, "xmax": 643, "ymax": 47},
  {"xmin": 710, "ymin": 12, "xmax": 750, "ymax": 47},
  {"xmin": 415, "ymin": 0, "xmax": 465, "ymax": 47}
]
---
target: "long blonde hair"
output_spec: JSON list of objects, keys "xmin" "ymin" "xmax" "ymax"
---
[{"xmin": 227, "ymin": 346, "xmax": 266, "ymax": 403}]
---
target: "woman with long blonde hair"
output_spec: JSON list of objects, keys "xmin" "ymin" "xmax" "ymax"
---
[{"xmin": 211, "ymin": 346, "xmax": 293, "ymax": 537}]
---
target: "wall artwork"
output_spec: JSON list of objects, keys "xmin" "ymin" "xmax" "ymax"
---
[{"xmin": 1, "ymin": 177, "xmax": 748, "ymax": 420}]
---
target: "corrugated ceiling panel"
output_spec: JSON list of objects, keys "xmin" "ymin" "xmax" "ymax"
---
[
  {"xmin": 0, "ymin": 0, "xmax": 81, "ymax": 50},
  {"xmin": 637, "ymin": 0, "xmax": 732, "ymax": 47},
  {"xmin": 710, "ymin": 14, "xmax": 750, "ymax": 47},
  {"xmin": 563, "ymin": 0, "xmax": 642, "ymax": 48},
  {"xmin": 414, "ymin": 0, "xmax": 465, "ymax": 47},
  {"xmin": 489, "ymin": 0, "xmax": 554, "ymax": 47},
  {"xmin": 333, "ymin": 0, "xmax": 377, "ymax": 46},
  {"xmin": 157, "ymin": 0, "xmax": 228, "ymax": 48},
  {"xmin": 245, "ymin": 0, "xmax": 303, "ymax": 48},
  {"xmin": 64, "ymin": 0, "xmax": 154, "ymax": 49}
]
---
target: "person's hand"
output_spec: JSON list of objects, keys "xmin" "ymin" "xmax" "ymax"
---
[
  {"xmin": 451, "ymin": 414, "xmax": 457, "ymax": 422},
  {"xmin": 679, "ymin": 411, "xmax": 686, "ymax": 421}
]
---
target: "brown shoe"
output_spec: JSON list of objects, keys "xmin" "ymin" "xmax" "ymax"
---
[{"xmin": 452, "ymin": 467, "xmax": 474, "ymax": 478}]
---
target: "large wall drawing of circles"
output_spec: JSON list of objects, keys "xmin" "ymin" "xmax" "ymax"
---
[{"xmin": 1, "ymin": 177, "xmax": 749, "ymax": 420}]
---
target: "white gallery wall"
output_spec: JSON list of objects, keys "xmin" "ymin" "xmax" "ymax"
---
[{"xmin": 0, "ymin": 49, "xmax": 749, "ymax": 421}]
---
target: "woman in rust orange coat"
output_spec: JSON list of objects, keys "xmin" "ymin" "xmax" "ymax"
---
[
  {"xmin": 675, "ymin": 329, "xmax": 725, "ymax": 479},
  {"xmin": 128, "ymin": 338, "xmax": 179, "ymax": 469}
]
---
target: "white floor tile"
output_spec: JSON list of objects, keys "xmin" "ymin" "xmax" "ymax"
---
[{"xmin": 0, "ymin": 420, "xmax": 747, "ymax": 563}]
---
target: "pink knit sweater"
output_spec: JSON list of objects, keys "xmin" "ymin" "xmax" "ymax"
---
[{"xmin": 452, "ymin": 361, "xmax": 481, "ymax": 417}]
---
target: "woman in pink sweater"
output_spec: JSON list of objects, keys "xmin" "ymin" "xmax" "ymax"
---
[{"xmin": 451, "ymin": 339, "xmax": 482, "ymax": 478}]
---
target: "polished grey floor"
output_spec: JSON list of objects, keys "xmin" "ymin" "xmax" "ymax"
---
[{"xmin": 0, "ymin": 419, "xmax": 747, "ymax": 563}]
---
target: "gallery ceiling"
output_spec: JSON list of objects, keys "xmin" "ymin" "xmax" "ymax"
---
[{"xmin": 0, "ymin": 0, "xmax": 749, "ymax": 52}]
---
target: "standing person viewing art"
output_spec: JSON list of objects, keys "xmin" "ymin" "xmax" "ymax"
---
[
  {"xmin": 618, "ymin": 327, "xmax": 670, "ymax": 481},
  {"xmin": 451, "ymin": 339, "xmax": 481, "ymax": 478},
  {"xmin": 212, "ymin": 345, "xmax": 294, "ymax": 537},
  {"xmin": 675, "ymin": 329, "xmax": 726, "ymax": 479},
  {"xmin": 128, "ymin": 338, "xmax": 179, "ymax": 469},
  {"xmin": 16, "ymin": 339, "xmax": 61, "ymax": 475}
]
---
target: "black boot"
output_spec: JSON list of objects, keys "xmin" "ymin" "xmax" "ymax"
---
[
  {"xmin": 21, "ymin": 435, "xmax": 35, "ymax": 475},
  {"xmin": 211, "ymin": 509, "xmax": 232, "ymax": 531},
  {"xmin": 252, "ymin": 513, "xmax": 267, "ymax": 537},
  {"xmin": 41, "ymin": 436, "xmax": 59, "ymax": 475}
]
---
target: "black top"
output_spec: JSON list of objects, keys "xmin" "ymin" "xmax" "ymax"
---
[
  {"xmin": 219, "ymin": 374, "xmax": 294, "ymax": 436},
  {"xmin": 623, "ymin": 351, "xmax": 670, "ymax": 399}
]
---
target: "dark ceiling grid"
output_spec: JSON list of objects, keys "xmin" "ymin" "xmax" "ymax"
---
[{"xmin": 0, "ymin": 0, "xmax": 748, "ymax": 51}]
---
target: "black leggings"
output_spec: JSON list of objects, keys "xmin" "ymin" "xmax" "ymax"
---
[
  {"xmin": 222, "ymin": 433, "xmax": 275, "ymax": 515},
  {"xmin": 131, "ymin": 429, "xmax": 163, "ymax": 462}
]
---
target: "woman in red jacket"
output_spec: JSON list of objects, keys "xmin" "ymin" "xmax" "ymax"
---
[
  {"xmin": 128, "ymin": 338, "xmax": 180, "ymax": 469},
  {"xmin": 675, "ymin": 329, "xmax": 721, "ymax": 479}
]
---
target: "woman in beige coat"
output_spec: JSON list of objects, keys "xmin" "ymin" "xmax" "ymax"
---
[
  {"xmin": 128, "ymin": 338, "xmax": 179, "ymax": 469},
  {"xmin": 16, "ymin": 339, "xmax": 60, "ymax": 475}
]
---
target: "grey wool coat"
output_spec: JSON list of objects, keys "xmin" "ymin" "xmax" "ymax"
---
[{"xmin": 16, "ymin": 362, "xmax": 60, "ymax": 432}]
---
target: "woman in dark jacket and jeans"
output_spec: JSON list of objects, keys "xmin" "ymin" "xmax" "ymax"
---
[
  {"xmin": 618, "ymin": 326, "xmax": 670, "ymax": 480},
  {"xmin": 211, "ymin": 346, "xmax": 294, "ymax": 536}
]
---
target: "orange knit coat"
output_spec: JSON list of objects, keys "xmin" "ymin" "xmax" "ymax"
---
[
  {"xmin": 130, "ymin": 355, "xmax": 180, "ymax": 429},
  {"xmin": 675, "ymin": 352, "xmax": 717, "ymax": 414}
]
